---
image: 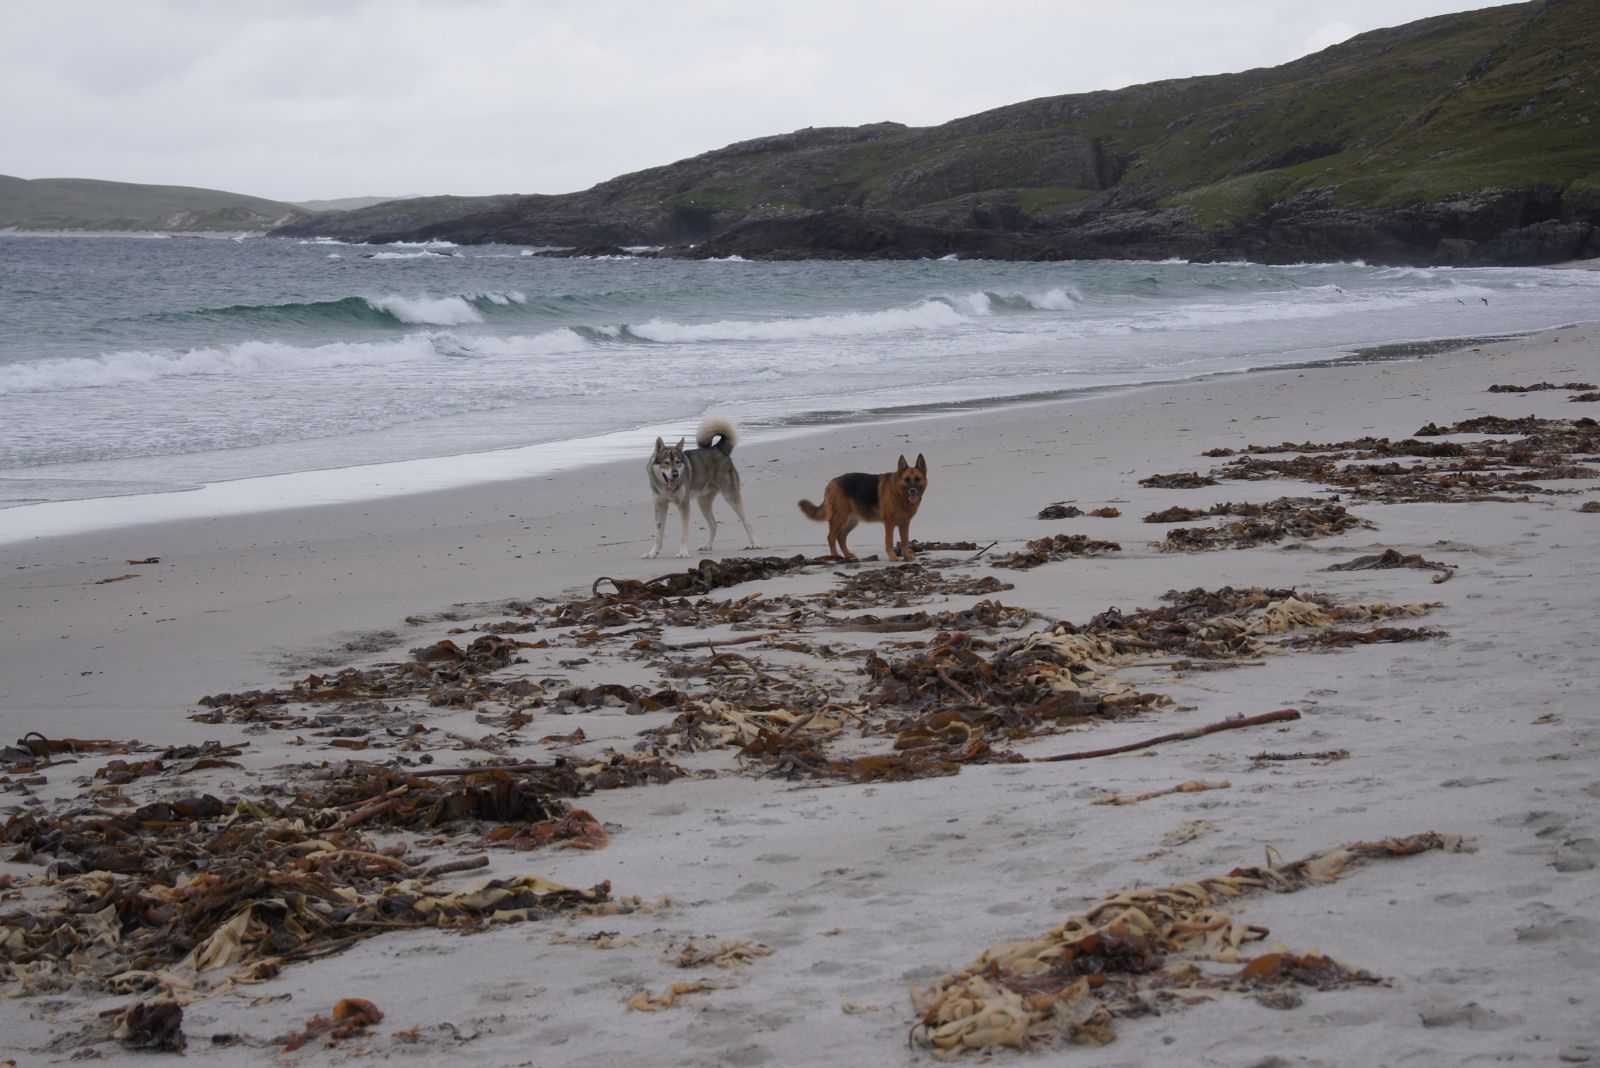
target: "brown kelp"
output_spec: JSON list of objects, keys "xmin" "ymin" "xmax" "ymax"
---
[{"xmin": 911, "ymin": 833, "xmax": 1470, "ymax": 1055}]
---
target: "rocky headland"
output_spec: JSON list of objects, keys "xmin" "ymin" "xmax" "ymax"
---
[{"xmin": 273, "ymin": 0, "xmax": 1600, "ymax": 266}]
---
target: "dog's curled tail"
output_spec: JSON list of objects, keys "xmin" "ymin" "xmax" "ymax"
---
[
  {"xmin": 798, "ymin": 498, "xmax": 827, "ymax": 522},
  {"xmin": 696, "ymin": 416, "xmax": 739, "ymax": 453}
]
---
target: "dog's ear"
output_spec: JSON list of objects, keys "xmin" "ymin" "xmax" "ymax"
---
[
  {"xmin": 915, "ymin": 453, "xmax": 927, "ymax": 473},
  {"xmin": 654, "ymin": 436, "xmax": 665, "ymax": 453},
  {"xmin": 676, "ymin": 437, "xmax": 686, "ymax": 450},
  {"xmin": 897, "ymin": 455, "xmax": 909, "ymax": 472}
]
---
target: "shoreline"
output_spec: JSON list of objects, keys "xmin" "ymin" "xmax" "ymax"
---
[
  {"xmin": 6, "ymin": 322, "xmax": 1581, "ymax": 544},
  {"xmin": 3, "ymin": 321, "xmax": 1598, "ymax": 1065}
]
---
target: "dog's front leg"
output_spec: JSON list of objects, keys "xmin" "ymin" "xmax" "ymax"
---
[
  {"xmin": 676, "ymin": 501, "xmax": 693, "ymax": 558},
  {"xmin": 898, "ymin": 520, "xmax": 915, "ymax": 561},
  {"xmin": 642, "ymin": 498, "xmax": 670, "ymax": 559}
]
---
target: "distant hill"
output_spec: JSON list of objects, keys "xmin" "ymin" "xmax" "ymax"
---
[
  {"xmin": 274, "ymin": 0, "xmax": 1600, "ymax": 266},
  {"xmin": 292, "ymin": 195, "xmax": 422, "ymax": 213},
  {"xmin": 0, "ymin": 176, "xmax": 311, "ymax": 233}
]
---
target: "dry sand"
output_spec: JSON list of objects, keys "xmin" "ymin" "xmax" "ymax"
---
[{"xmin": 2, "ymin": 326, "xmax": 1598, "ymax": 1066}]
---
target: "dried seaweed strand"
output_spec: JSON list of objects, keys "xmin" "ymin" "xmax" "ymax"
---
[
  {"xmin": 910, "ymin": 831, "xmax": 1471, "ymax": 1055},
  {"xmin": 1032, "ymin": 709, "xmax": 1300, "ymax": 763}
]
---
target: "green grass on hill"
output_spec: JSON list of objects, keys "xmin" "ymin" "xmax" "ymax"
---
[{"xmin": 0, "ymin": 176, "xmax": 304, "ymax": 232}]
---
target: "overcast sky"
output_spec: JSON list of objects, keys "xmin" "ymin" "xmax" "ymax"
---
[{"xmin": 3, "ymin": 0, "xmax": 1513, "ymax": 204}]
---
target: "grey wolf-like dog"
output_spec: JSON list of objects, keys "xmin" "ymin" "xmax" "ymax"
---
[{"xmin": 643, "ymin": 416, "xmax": 763, "ymax": 559}]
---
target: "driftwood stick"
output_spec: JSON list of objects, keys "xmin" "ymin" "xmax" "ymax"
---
[
  {"xmin": 421, "ymin": 855, "xmax": 491, "ymax": 879},
  {"xmin": 406, "ymin": 762, "xmax": 549, "ymax": 778},
  {"xmin": 302, "ymin": 849, "xmax": 413, "ymax": 872},
  {"xmin": 778, "ymin": 710, "xmax": 818, "ymax": 738},
  {"xmin": 335, "ymin": 783, "xmax": 409, "ymax": 811},
  {"xmin": 339, "ymin": 798, "xmax": 398, "ymax": 830},
  {"xmin": 664, "ymin": 633, "xmax": 771, "ymax": 651},
  {"xmin": 936, "ymin": 666, "xmax": 979, "ymax": 705},
  {"xmin": 444, "ymin": 731, "xmax": 506, "ymax": 753},
  {"xmin": 708, "ymin": 651, "xmax": 757, "ymax": 670},
  {"xmin": 1031, "ymin": 708, "xmax": 1300, "ymax": 763}
]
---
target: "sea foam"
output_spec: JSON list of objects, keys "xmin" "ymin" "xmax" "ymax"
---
[
  {"xmin": 367, "ymin": 295, "xmax": 485, "ymax": 325},
  {"xmin": 622, "ymin": 300, "xmax": 971, "ymax": 344},
  {"xmin": 0, "ymin": 336, "xmax": 444, "ymax": 395}
]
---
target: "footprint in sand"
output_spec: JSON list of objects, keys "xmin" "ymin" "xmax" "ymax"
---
[
  {"xmin": 1434, "ymin": 891, "xmax": 1478, "ymax": 907},
  {"xmin": 1441, "ymin": 776, "xmax": 1507, "ymax": 788},
  {"xmin": 984, "ymin": 900, "xmax": 1033, "ymax": 916},
  {"xmin": 1419, "ymin": 1001, "xmax": 1522, "ymax": 1031},
  {"xmin": 1515, "ymin": 912, "xmax": 1598, "ymax": 944},
  {"xmin": 774, "ymin": 903, "xmax": 823, "ymax": 917},
  {"xmin": 707, "ymin": 1042, "xmax": 773, "ymax": 1067},
  {"xmin": 471, "ymin": 980, "xmax": 543, "ymax": 1004},
  {"xmin": 1554, "ymin": 837, "xmax": 1600, "ymax": 872}
]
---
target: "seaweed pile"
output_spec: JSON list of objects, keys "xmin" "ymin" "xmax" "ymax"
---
[
  {"xmin": 1139, "ymin": 471, "xmax": 1218, "ymax": 489},
  {"xmin": 639, "ymin": 583, "xmax": 1439, "ymax": 784},
  {"xmin": 910, "ymin": 832, "xmax": 1470, "ymax": 1055},
  {"xmin": 1325, "ymin": 547, "xmax": 1456, "ymax": 584},
  {"xmin": 991, "ymin": 534, "xmax": 1123, "ymax": 571},
  {"xmin": 2, "ymin": 733, "xmax": 156, "ymax": 771},
  {"xmin": 1067, "ymin": 586, "xmax": 1435, "ymax": 660},
  {"xmin": 1, "ymin": 762, "xmax": 658, "ymax": 1004},
  {"xmin": 180, "ymin": 554, "xmax": 1040, "ymax": 769},
  {"xmin": 820, "ymin": 599, "xmax": 1035, "ymax": 635},
  {"xmin": 191, "ymin": 632, "xmax": 549, "ymax": 734},
  {"xmin": 1485, "ymin": 381, "xmax": 1594, "ymax": 394},
  {"xmin": 1038, "ymin": 503, "xmax": 1121, "ymax": 520},
  {"xmin": 1198, "ymin": 414, "xmax": 1600, "ymax": 504},
  {"xmin": 812, "ymin": 562, "xmax": 1013, "ymax": 609},
  {"xmin": 474, "ymin": 575, "xmax": 1419, "ymax": 790},
  {"xmin": 1154, "ymin": 498, "xmax": 1371, "ymax": 552},
  {"xmin": 589, "ymin": 554, "xmax": 818, "ymax": 602}
]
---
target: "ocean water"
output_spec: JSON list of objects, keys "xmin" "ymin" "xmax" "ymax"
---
[{"xmin": 3, "ymin": 233, "xmax": 1598, "ymax": 532}]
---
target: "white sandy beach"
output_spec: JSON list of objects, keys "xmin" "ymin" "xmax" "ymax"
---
[{"xmin": 3, "ymin": 326, "xmax": 1598, "ymax": 1066}]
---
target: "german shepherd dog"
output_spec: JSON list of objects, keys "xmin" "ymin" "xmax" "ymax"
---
[
  {"xmin": 643, "ymin": 417, "xmax": 763, "ymax": 559},
  {"xmin": 798, "ymin": 454, "xmax": 928, "ymax": 561}
]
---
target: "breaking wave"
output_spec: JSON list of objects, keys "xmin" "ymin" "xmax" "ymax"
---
[
  {"xmin": 0, "ymin": 323, "xmax": 614, "ymax": 395},
  {"xmin": 4, "ymin": 336, "xmax": 444, "ymax": 395},
  {"xmin": 600, "ymin": 300, "xmax": 972, "ymax": 344},
  {"xmin": 137, "ymin": 291, "xmax": 533, "ymax": 330}
]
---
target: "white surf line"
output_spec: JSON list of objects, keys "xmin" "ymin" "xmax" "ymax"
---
[{"xmin": 0, "ymin": 421, "xmax": 831, "ymax": 547}]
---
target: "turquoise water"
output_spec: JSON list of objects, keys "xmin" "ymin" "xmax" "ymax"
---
[{"xmin": 3, "ymin": 233, "xmax": 1597, "ymax": 514}]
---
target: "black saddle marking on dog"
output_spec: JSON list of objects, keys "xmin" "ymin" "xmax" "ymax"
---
[{"xmin": 837, "ymin": 472, "xmax": 881, "ymax": 515}]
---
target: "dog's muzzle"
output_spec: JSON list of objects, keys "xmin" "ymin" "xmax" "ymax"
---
[
  {"xmin": 663, "ymin": 472, "xmax": 681, "ymax": 490},
  {"xmin": 906, "ymin": 485, "xmax": 921, "ymax": 502}
]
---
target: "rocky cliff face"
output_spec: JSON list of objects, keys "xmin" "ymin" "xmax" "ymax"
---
[
  {"xmin": 273, "ymin": 0, "xmax": 1599, "ymax": 266},
  {"xmin": 664, "ymin": 193, "xmax": 1599, "ymax": 267}
]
